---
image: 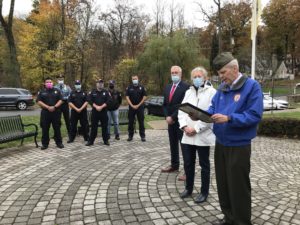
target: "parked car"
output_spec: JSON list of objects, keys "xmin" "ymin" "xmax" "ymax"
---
[
  {"xmin": 263, "ymin": 93, "xmax": 289, "ymax": 110},
  {"xmin": 0, "ymin": 88, "xmax": 34, "ymax": 110},
  {"xmin": 144, "ymin": 96, "xmax": 164, "ymax": 117}
]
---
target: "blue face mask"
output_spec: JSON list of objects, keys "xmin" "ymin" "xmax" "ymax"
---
[
  {"xmin": 171, "ymin": 75, "xmax": 180, "ymax": 84},
  {"xmin": 132, "ymin": 80, "xmax": 138, "ymax": 85},
  {"xmin": 193, "ymin": 77, "xmax": 203, "ymax": 88}
]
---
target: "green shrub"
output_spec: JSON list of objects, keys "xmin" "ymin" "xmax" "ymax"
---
[{"xmin": 258, "ymin": 118, "xmax": 300, "ymax": 139}]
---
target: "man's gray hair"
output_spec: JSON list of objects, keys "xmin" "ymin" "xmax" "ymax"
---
[
  {"xmin": 190, "ymin": 66, "xmax": 208, "ymax": 79},
  {"xmin": 171, "ymin": 65, "xmax": 182, "ymax": 73},
  {"xmin": 225, "ymin": 59, "xmax": 239, "ymax": 70}
]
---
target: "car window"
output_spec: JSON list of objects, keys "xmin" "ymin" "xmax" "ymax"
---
[
  {"xmin": 0, "ymin": 89, "xmax": 19, "ymax": 94},
  {"xmin": 157, "ymin": 98, "xmax": 163, "ymax": 104},
  {"xmin": 150, "ymin": 98, "xmax": 158, "ymax": 103},
  {"xmin": 19, "ymin": 89, "xmax": 30, "ymax": 95},
  {"xmin": 0, "ymin": 89, "xmax": 8, "ymax": 94}
]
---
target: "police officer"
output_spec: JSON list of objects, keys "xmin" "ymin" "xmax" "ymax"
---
[
  {"xmin": 54, "ymin": 75, "xmax": 72, "ymax": 134},
  {"xmin": 36, "ymin": 77, "xmax": 64, "ymax": 150},
  {"xmin": 107, "ymin": 80, "xmax": 122, "ymax": 140},
  {"xmin": 86, "ymin": 79, "xmax": 111, "ymax": 146},
  {"xmin": 67, "ymin": 80, "xmax": 89, "ymax": 143},
  {"xmin": 125, "ymin": 75, "xmax": 147, "ymax": 142}
]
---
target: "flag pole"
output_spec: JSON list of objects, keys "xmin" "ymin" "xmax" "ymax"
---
[{"xmin": 251, "ymin": 0, "xmax": 257, "ymax": 80}]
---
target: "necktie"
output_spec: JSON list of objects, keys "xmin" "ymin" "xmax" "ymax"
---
[{"xmin": 169, "ymin": 84, "xmax": 176, "ymax": 102}]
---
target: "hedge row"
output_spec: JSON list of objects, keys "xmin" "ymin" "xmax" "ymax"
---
[{"xmin": 258, "ymin": 118, "xmax": 300, "ymax": 139}]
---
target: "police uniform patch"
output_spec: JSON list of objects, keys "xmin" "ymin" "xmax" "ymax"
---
[{"xmin": 234, "ymin": 94, "xmax": 241, "ymax": 102}]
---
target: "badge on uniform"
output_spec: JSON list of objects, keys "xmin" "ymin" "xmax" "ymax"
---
[
  {"xmin": 55, "ymin": 91, "xmax": 57, "ymax": 94},
  {"xmin": 234, "ymin": 94, "xmax": 241, "ymax": 102},
  {"xmin": 103, "ymin": 92, "xmax": 106, "ymax": 96},
  {"xmin": 140, "ymin": 87, "xmax": 142, "ymax": 90}
]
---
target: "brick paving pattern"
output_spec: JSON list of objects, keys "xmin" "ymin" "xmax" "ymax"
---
[{"xmin": 0, "ymin": 130, "xmax": 299, "ymax": 225}]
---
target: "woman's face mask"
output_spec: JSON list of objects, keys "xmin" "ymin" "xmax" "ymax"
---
[
  {"xmin": 193, "ymin": 77, "xmax": 204, "ymax": 88},
  {"xmin": 45, "ymin": 81, "xmax": 53, "ymax": 89}
]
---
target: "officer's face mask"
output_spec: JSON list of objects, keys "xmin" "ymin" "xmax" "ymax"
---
[
  {"xmin": 58, "ymin": 80, "xmax": 64, "ymax": 85},
  {"xmin": 132, "ymin": 79, "xmax": 138, "ymax": 86},
  {"xmin": 75, "ymin": 85, "xmax": 81, "ymax": 91},
  {"xmin": 193, "ymin": 77, "xmax": 204, "ymax": 88},
  {"xmin": 45, "ymin": 82, "xmax": 53, "ymax": 89},
  {"xmin": 97, "ymin": 83, "xmax": 104, "ymax": 90},
  {"xmin": 109, "ymin": 84, "xmax": 114, "ymax": 89}
]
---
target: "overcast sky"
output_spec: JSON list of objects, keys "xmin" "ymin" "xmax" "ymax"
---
[{"xmin": 2, "ymin": 0, "xmax": 270, "ymax": 28}]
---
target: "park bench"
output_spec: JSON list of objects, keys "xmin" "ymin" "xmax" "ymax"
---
[
  {"xmin": 0, "ymin": 115, "xmax": 38, "ymax": 147},
  {"xmin": 87, "ymin": 108, "xmax": 131, "ymax": 126}
]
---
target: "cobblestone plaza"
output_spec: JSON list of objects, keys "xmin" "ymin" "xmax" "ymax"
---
[{"xmin": 0, "ymin": 130, "xmax": 299, "ymax": 225}]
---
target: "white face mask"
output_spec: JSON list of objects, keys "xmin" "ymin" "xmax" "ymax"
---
[
  {"xmin": 132, "ymin": 79, "xmax": 138, "ymax": 85},
  {"xmin": 58, "ymin": 80, "xmax": 64, "ymax": 85},
  {"xmin": 75, "ymin": 85, "xmax": 81, "ymax": 91}
]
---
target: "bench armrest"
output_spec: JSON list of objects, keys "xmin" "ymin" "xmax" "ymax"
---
[{"xmin": 23, "ymin": 123, "xmax": 38, "ymax": 134}]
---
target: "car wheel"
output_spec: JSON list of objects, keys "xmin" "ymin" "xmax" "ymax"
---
[
  {"xmin": 144, "ymin": 107, "xmax": 149, "ymax": 115},
  {"xmin": 17, "ymin": 101, "xmax": 27, "ymax": 110}
]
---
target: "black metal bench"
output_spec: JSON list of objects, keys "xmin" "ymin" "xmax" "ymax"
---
[
  {"xmin": 0, "ymin": 115, "xmax": 38, "ymax": 147},
  {"xmin": 87, "ymin": 108, "xmax": 131, "ymax": 126}
]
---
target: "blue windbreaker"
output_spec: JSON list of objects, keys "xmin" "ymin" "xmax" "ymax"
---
[{"xmin": 207, "ymin": 75, "xmax": 263, "ymax": 146}]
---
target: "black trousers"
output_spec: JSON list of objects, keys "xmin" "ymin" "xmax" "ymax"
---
[
  {"xmin": 40, "ymin": 109, "xmax": 62, "ymax": 146},
  {"xmin": 60, "ymin": 101, "xmax": 70, "ymax": 133},
  {"xmin": 215, "ymin": 142, "xmax": 252, "ymax": 225},
  {"xmin": 167, "ymin": 122, "xmax": 183, "ymax": 169},
  {"xmin": 182, "ymin": 144, "xmax": 210, "ymax": 195},
  {"xmin": 88, "ymin": 109, "xmax": 108, "ymax": 143},
  {"xmin": 128, "ymin": 106, "xmax": 145, "ymax": 138},
  {"xmin": 69, "ymin": 109, "xmax": 89, "ymax": 141}
]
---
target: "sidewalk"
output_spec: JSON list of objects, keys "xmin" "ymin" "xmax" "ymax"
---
[{"xmin": 0, "ymin": 130, "xmax": 299, "ymax": 225}]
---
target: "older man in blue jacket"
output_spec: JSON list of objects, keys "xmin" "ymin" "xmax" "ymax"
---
[{"xmin": 208, "ymin": 52, "xmax": 263, "ymax": 225}]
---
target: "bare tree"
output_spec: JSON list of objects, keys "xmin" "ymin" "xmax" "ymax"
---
[
  {"xmin": 195, "ymin": 0, "xmax": 222, "ymax": 53},
  {"xmin": 0, "ymin": 0, "xmax": 21, "ymax": 86},
  {"xmin": 153, "ymin": 0, "xmax": 166, "ymax": 36}
]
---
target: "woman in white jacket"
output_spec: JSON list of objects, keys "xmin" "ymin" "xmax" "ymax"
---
[{"xmin": 178, "ymin": 66, "xmax": 216, "ymax": 203}]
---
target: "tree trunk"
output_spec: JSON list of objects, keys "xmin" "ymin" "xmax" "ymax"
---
[{"xmin": 0, "ymin": 0, "xmax": 21, "ymax": 87}]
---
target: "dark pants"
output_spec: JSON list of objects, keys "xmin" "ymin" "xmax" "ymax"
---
[
  {"xmin": 40, "ymin": 109, "xmax": 62, "ymax": 146},
  {"xmin": 69, "ymin": 109, "xmax": 89, "ymax": 141},
  {"xmin": 60, "ymin": 101, "xmax": 70, "ymax": 133},
  {"xmin": 167, "ymin": 122, "xmax": 183, "ymax": 169},
  {"xmin": 88, "ymin": 109, "xmax": 108, "ymax": 143},
  {"xmin": 182, "ymin": 144, "xmax": 210, "ymax": 194},
  {"xmin": 215, "ymin": 142, "xmax": 252, "ymax": 225},
  {"xmin": 128, "ymin": 106, "xmax": 145, "ymax": 138}
]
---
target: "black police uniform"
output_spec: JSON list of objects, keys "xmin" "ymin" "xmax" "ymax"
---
[
  {"xmin": 55, "ymin": 84, "xmax": 71, "ymax": 133},
  {"xmin": 68, "ymin": 90, "xmax": 89, "ymax": 142},
  {"xmin": 36, "ymin": 88, "xmax": 63, "ymax": 147},
  {"xmin": 125, "ymin": 84, "xmax": 147, "ymax": 139},
  {"xmin": 87, "ymin": 88, "xmax": 111, "ymax": 145}
]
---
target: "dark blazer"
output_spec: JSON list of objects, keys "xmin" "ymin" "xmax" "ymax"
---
[{"xmin": 163, "ymin": 81, "xmax": 190, "ymax": 122}]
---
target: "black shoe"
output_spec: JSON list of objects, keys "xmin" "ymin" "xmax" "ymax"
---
[
  {"xmin": 85, "ymin": 142, "xmax": 93, "ymax": 146},
  {"xmin": 127, "ymin": 137, "xmax": 133, "ymax": 141},
  {"xmin": 180, "ymin": 190, "xmax": 192, "ymax": 199},
  {"xmin": 56, "ymin": 143, "xmax": 64, "ymax": 149},
  {"xmin": 41, "ymin": 145, "xmax": 48, "ymax": 150},
  {"xmin": 194, "ymin": 193, "xmax": 208, "ymax": 203},
  {"xmin": 104, "ymin": 141, "xmax": 110, "ymax": 146},
  {"xmin": 115, "ymin": 135, "xmax": 120, "ymax": 140},
  {"xmin": 67, "ymin": 139, "xmax": 74, "ymax": 143},
  {"xmin": 141, "ymin": 137, "xmax": 146, "ymax": 142}
]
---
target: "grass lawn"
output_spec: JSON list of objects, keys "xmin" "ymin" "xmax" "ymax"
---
[
  {"xmin": 0, "ymin": 114, "xmax": 165, "ymax": 149},
  {"xmin": 263, "ymin": 111, "xmax": 300, "ymax": 120}
]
